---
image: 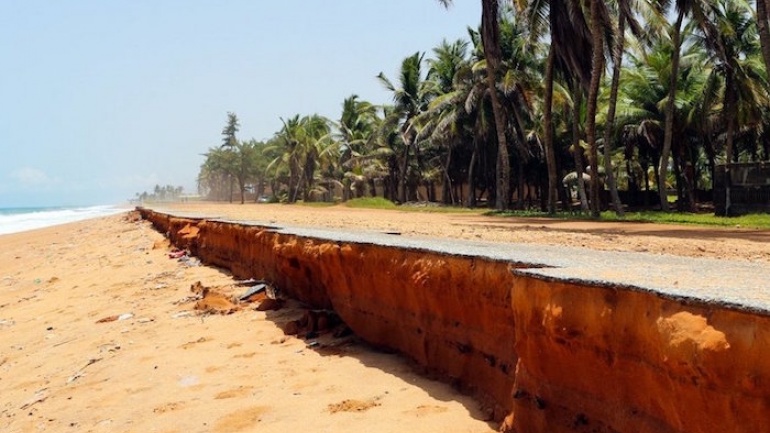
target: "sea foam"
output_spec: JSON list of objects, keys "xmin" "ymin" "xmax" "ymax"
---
[{"xmin": 0, "ymin": 205, "xmax": 127, "ymax": 235}]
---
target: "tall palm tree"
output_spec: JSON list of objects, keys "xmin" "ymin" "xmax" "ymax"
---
[
  {"xmin": 585, "ymin": 0, "xmax": 616, "ymax": 217},
  {"xmin": 658, "ymin": 0, "xmax": 715, "ymax": 211},
  {"xmin": 703, "ymin": 0, "xmax": 769, "ymax": 214},
  {"xmin": 480, "ymin": 0, "xmax": 513, "ymax": 210},
  {"xmin": 523, "ymin": 0, "xmax": 595, "ymax": 213},
  {"xmin": 220, "ymin": 112, "xmax": 241, "ymax": 202},
  {"xmin": 377, "ymin": 52, "xmax": 431, "ymax": 203},
  {"xmin": 337, "ymin": 95, "xmax": 378, "ymax": 200},
  {"xmin": 755, "ymin": 0, "xmax": 770, "ymax": 75},
  {"xmin": 601, "ymin": 0, "xmax": 649, "ymax": 216}
]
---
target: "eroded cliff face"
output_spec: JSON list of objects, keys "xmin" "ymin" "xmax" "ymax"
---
[
  {"xmin": 142, "ymin": 210, "xmax": 517, "ymax": 419},
  {"xmin": 140, "ymin": 209, "xmax": 770, "ymax": 432},
  {"xmin": 510, "ymin": 276, "xmax": 770, "ymax": 433}
]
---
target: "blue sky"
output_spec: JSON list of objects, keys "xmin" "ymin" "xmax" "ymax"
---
[{"xmin": 0, "ymin": 1, "xmax": 481, "ymax": 207}]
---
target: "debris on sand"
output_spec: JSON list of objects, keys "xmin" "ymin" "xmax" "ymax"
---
[
  {"xmin": 20, "ymin": 389, "xmax": 49, "ymax": 410},
  {"xmin": 327, "ymin": 398, "xmax": 381, "ymax": 414},
  {"xmin": 190, "ymin": 281, "xmax": 239, "ymax": 315},
  {"xmin": 95, "ymin": 313, "xmax": 134, "ymax": 324},
  {"xmin": 168, "ymin": 250, "xmax": 187, "ymax": 259},
  {"xmin": 239, "ymin": 283, "xmax": 267, "ymax": 302}
]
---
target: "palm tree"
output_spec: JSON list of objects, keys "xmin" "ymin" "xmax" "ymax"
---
[
  {"xmin": 658, "ymin": 0, "xmax": 715, "ymax": 211},
  {"xmin": 755, "ymin": 0, "xmax": 770, "ymax": 75},
  {"xmin": 420, "ymin": 38, "xmax": 473, "ymax": 204},
  {"xmin": 337, "ymin": 95, "xmax": 379, "ymax": 200},
  {"xmin": 268, "ymin": 115, "xmax": 334, "ymax": 203},
  {"xmin": 601, "ymin": 0, "xmax": 649, "ymax": 216},
  {"xmin": 616, "ymin": 33, "xmax": 712, "ymax": 210},
  {"xmin": 703, "ymin": 0, "xmax": 769, "ymax": 214},
  {"xmin": 585, "ymin": 0, "xmax": 616, "ymax": 217},
  {"xmin": 522, "ymin": 1, "xmax": 595, "ymax": 213},
  {"xmin": 220, "ymin": 112, "xmax": 241, "ymax": 202},
  {"xmin": 377, "ymin": 52, "xmax": 431, "ymax": 203}
]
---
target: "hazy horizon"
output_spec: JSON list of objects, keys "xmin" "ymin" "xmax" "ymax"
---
[{"xmin": 0, "ymin": 1, "xmax": 481, "ymax": 208}]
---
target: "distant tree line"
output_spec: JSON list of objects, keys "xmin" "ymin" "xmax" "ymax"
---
[
  {"xmin": 134, "ymin": 184, "xmax": 185, "ymax": 203},
  {"xmin": 198, "ymin": 1, "xmax": 770, "ymax": 216}
]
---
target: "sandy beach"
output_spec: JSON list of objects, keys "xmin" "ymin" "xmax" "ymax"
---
[
  {"xmin": 4, "ymin": 203, "xmax": 769, "ymax": 433},
  {"xmin": 0, "ymin": 212, "xmax": 494, "ymax": 433}
]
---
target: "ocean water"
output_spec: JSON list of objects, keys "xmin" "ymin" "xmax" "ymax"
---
[{"xmin": 0, "ymin": 205, "xmax": 128, "ymax": 236}]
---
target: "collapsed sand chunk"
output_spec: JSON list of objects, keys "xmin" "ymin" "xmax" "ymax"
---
[{"xmin": 190, "ymin": 281, "xmax": 239, "ymax": 315}]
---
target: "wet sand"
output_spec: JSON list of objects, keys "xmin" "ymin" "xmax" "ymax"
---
[{"xmin": 0, "ymin": 213, "xmax": 494, "ymax": 433}]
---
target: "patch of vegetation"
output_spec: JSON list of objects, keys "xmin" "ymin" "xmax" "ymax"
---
[
  {"xmin": 345, "ymin": 197, "xmax": 398, "ymax": 209},
  {"xmin": 602, "ymin": 211, "xmax": 770, "ymax": 229},
  {"xmin": 489, "ymin": 209, "xmax": 770, "ymax": 229}
]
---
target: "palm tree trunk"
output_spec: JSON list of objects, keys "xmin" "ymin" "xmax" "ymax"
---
[
  {"xmin": 467, "ymin": 139, "xmax": 478, "ymax": 208},
  {"xmin": 543, "ymin": 44, "xmax": 558, "ymax": 214},
  {"xmin": 757, "ymin": 0, "xmax": 770, "ymax": 75},
  {"xmin": 573, "ymin": 85, "xmax": 590, "ymax": 212},
  {"xmin": 586, "ymin": 0, "xmax": 605, "ymax": 218},
  {"xmin": 398, "ymin": 142, "xmax": 410, "ymax": 203},
  {"xmin": 659, "ymin": 10, "xmax": 685, "ymax": 212},
  {"xmin": 603, "ymin": 11, "xmax": 626, "ymax": 217},
  {"xmin": 725, "ymin": 73, "xmax": 737, "ymax": 215},
  {"xmin": 481, "ymin": 0, "xmax": 510, "ymax": 211},
  {"xmin": 443, "ymin": 147, "xmax": 454, "ymax": 205}
]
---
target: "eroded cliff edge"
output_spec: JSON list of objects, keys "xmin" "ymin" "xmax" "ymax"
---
[{"xmin": 138, "ymin": 208, "xmax": 770, "ymax": 433}]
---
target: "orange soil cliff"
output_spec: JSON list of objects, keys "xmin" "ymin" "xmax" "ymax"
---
[
  {"xmin": 510, "ymin": 276, "xmax": 770, "ymax": 433},
  {"xmin": 144, "ymin": 211, "xmax": 517, "ymax": 419},
  {"xmin": 139, "ymin": 208, "xmax": 770, "ymax": 432}
]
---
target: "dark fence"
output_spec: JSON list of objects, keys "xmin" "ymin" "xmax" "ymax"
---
[{"xmin": 714, "ymin": 162, "xmax": 770, "ymax": 215}]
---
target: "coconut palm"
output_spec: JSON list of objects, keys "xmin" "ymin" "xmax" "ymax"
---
[
  {"xmin": 657, "ymin": 0, "xmax": 717, "ymax": 211},
  {"xmin": 377, "ymin": 52, "xmax": 432, "ymax": 203},
  {"xmin": 336, "ymin": 95, "xmax": 379, "ymax": 200},
  {"xmin": 701, "ymin": 0, "xmax": 770, "ymax": 214}
]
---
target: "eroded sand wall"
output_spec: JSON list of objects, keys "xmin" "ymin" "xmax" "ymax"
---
[
  {"xmin": 140, "ymin": 209, "xmax": 770, "ymax": 432},
  {"xmin": 510, "ymin": 276, "xmax": 770, "ymax": 433},
  {"xmin": 143, "ymin": 211, "xmax": 517, "ymax": 419}
]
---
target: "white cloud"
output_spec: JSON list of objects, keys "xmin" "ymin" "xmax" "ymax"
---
[{"xmin": 9, "ymin": 167, "xmax": 52, "ymax": 185}]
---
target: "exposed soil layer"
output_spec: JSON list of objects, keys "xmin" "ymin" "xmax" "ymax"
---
[
  {"xmin": 143, "ymin": 210, "xmax": 518, "ymax": 419},
  {"xmin": 509, "ymin": 277, "xmax": 770, "ymax": 433},
  {"xmin": 138, "ymin": 207, "xmax": 770, "ymax": 433}
]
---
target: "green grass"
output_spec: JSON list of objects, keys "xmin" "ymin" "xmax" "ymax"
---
[
  {"xmin": 334, "ymin": 197, "xmax": 770, "ymax": 229},
  {"xmin": 345, "ymin": 197, "xmax": 399, "ymax": 209},
  {"xmin": 489, "ymin": 209, "xmax": 770, "ymax": 229},
  {"xmin": 344, "ymin": 197, "xmax": 484, "ymax": 213},
  {"xmin": 601, "ymin": 211, "xmax": 770, "ymax": 229}
]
